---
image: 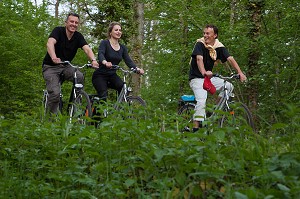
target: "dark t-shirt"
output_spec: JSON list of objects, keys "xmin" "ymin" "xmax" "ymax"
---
[
  {"xmin": 93, "ymin": 39, "xmax": 137, "ymax": 76},
  {"xmin": 43, "ymin": 26, "xmax": 88, "ymax": 65},
  {"xmin": 189, "ymin": 42, "xmax": 230, "ymax": 80}
]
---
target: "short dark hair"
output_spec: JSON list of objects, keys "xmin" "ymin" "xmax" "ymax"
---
[
  {"xmin": 205, "ymin": 24, "xmax": 218, "ymax": 38},
  {"xmin": 66, "ymin": 12, "xmax": 80, "ymax": 21}
]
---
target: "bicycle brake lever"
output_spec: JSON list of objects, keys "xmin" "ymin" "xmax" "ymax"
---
[
  {"xmin": 234, "ymin": 74, "xmax": 240, "ymax": 79},
  {"xmin": 58, "ymin": 61, "xmax": 70, "ymax": 65},
  {"xmin": 131, "ymin": 67, "xmax": 139, "ymax": 74},
  {"xmin": 86, "ymin": 64, "xmax": 93, "ymax": 68},
  {"xmin": 111, "ymin": 65, "xmax": 119, "ymax": 70}
]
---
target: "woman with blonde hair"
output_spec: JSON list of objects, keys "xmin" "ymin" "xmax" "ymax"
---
[{"xmin": 92, "ymin": 22, "xmax": 144, "ymax": 101}]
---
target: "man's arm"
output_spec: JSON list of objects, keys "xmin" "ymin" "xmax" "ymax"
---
[
  {"xmin": 227, "ymin": 56, "xmax": 247, "ymax": 82},
  {"xmin": 47, "ymin": 37, "xmax": 61, "ymax": 64},
  {"xmin": 82, "ymin": 45, "xmax": 99, "ymax": 68},
  {"xmin": 196, "ymin": 55, "xmax": 212, "ymax": 77}
]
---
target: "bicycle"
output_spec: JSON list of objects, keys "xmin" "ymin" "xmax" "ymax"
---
[
  {"xmin": 42, "ymin": 61, "xmax": 92, "ymax": 124},
  {"xmin": 178, "ymin": 73, "xmax": 254, "ymax": 132},
  {"xmin": 89, "ymin": 65, "xmax": 146, "ymax": 125}
]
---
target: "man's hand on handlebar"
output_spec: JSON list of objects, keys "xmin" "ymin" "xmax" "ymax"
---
[
  {"xmin": 52, "ymin": 57, "xmax": 62, "ymax": 64},
  {"xmin": 204, "ymin": 70, "xmax": 213, "ymax": 78},
  {"xmin": 91, "ymin": 60, "xmax": 99, "ymax": 69},
  {"xmin": 238, "ymin": 72, "xmax": 247, "ymax": 82}
]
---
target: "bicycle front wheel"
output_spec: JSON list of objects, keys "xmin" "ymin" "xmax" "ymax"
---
[
  {"xmin": 219, "ymin": 102, "xmax": 254, "ymax": 130},
  {"xmin": 68, "ymin": 90, "xmax": 92, "ymax": 124},
  {"xmin": 121, "ymin": 96, "xmax": 146, "ymax": 119},
  {"xmin": 178, "ymin": 103, "xmax": 195, "ymax": 132}
]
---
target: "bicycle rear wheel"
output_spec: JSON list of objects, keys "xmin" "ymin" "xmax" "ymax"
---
[
  {"xmin": 68, "ymin": 90, "xmax": 92, "ymax": 124},
  {"xmin": 178, "ymin": 104, "xmax": 195, "ymax": 132},
  {"xmin": 219, "ymin": 102, "xmax": 254, "ymax": 130},
  {"xmin": 41, "ymin": 90, "xmax": 48, "ymax": 120}
]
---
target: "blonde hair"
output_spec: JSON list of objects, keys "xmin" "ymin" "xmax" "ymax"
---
[{"xmin": 107, "ymin": 22, "xmax": 121, "ymax": 39}]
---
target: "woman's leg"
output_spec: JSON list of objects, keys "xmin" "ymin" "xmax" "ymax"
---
[
  {"xmin": 92, "ymin": 74, "xmax": 109, "ymax": 101},
  {"xmin": 108, "ymin": 74, "xmax": 124, "ymax": 94}
]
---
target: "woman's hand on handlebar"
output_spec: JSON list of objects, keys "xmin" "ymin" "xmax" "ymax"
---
[
  {"xmin": 104, "ymin": 61, "xmax": 113, "ymax": 69},
  {"xmin": 136, "ymin": 67, "xmax": 144, "ymax": 75}
]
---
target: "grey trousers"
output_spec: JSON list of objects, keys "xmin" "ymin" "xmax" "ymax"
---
[{"xmin": 43, "ymin": 64, "xmax": 84, "ymax": 114}]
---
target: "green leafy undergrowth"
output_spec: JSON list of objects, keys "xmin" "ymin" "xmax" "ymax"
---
[{"xmin": 0, "ymin": 106, "xmax": 299, "ymax": 198}]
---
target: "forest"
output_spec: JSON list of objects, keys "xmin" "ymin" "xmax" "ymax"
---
[{"xmin": 0, "ymin": 0, "xmax": 299, "ymax": 198}]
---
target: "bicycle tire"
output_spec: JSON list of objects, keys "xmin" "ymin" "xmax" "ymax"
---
[
  {"xmin": 126, "ymin": 96, "xmax": 146, "ymax": 106},
  {"xmin": 68, "ymin": 90, "xmax": 92, "ymax": 124},
  {"xmin": 41, "ymin": 90, "xmax": 48, "ymax": 120},
  {"xmin": 120, "ymin": 96, "xmax": 146, "ymax": 119},
  {"xmin": 58, "ymin": 94, "xmax": 63, "ymax": 114},
  {"xmin": 178, "ymin": 103, "xmax": 195, "ymax": 132},
  {"xmin": 219, "ymin": 101, "xmax": 254, "ymax": 130}
]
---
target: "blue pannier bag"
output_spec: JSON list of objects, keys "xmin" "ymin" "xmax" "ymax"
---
[{"xmin": 180, "ymin": 95, "xmax": 195, "ymax": 102}]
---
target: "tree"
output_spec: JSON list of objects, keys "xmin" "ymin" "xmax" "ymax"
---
[
  {"xmin": 130, "ymin": 1, "xmax": 144, "ymax": 95},
  {"xmin": 246, "ymin": 0, "xmax": 264, "ymax": 122},
  {"xmin": 0, "ymin": 0, "xmax": 51, "ymax": 118}
]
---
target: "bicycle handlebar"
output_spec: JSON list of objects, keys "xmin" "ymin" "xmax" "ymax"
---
[
  {"xmin": 59, "ymin": 61, "xmax": 92, "ymax": 69},
  {"xmin": 111, "ymin": 65, "xmax": 140, "ymax": 74},
  {"xmin": 213, "ymin": 73, "xmax": 240, "ymax": 81}
]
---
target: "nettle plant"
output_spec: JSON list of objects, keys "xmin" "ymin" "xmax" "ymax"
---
[{"xmin": 0, "ymin": 104, "xmax": 299, "ymax": 198}]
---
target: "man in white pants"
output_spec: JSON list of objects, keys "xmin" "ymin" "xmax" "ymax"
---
[{"xmin": 189, "ymin": 24, "xmax": 247, "ymax": 132}]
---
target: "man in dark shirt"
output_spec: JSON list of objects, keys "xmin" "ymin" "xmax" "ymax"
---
[
  {"xmin": 42, "ymin": 12, "xmax": 98, "ymax": 114},
  {"xmin": 189, "ymin": 24, "xmax": 247, "ymax": 132}
]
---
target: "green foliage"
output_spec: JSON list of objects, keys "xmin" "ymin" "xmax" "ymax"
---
[
  {"xmin": 1, "ymin": 103, "xmax": 300, "ymax": 198},
  {"xmin": 80, "ymin": 0, "xmax": 136, "ymax": 44},
  {"xmin": 0, "ymin": 0, "xmax": 52, "ymax": 118},
  {"xmin": 0, "ymin": 0, "xmax": 299, "ymax": 196},
  {"xmin": 141, "ymin": 0, "xmax": 300, "ymax": 130}
]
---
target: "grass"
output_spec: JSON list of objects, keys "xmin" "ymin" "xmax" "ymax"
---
[{"xmin": 0, "ymin": 103, "xmax": 299, "ymax": 198}]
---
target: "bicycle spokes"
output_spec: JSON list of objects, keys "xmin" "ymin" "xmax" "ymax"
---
[
  {"xmin": 219, "ymin": 102, "xmax": 254, "ymax": 129},
  {"xmin": 68, "ymin": 91, "xmax": 92, "ymax": 125}
]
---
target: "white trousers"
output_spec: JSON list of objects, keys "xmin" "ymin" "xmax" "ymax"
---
[{"xmin": 189, "ymin": 77, "xmax": 234, "ymax": 121}]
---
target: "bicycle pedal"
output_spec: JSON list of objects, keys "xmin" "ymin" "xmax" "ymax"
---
[
  {"xmin": 103, "ymin": 109, "xmax": 108, "ymax": 118},
  {"xmin": 183, "ymin": 126, "xmax": 191, "ymax": 132}
]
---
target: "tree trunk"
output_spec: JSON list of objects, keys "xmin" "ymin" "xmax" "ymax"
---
[
  {"xmin": 131, "ymin": 1, "xmax": 144, "ymax": 95},
  {"xmin": 247, "ymin": 0, "xmax": 264, "ymax": 124},
  {"xmin": 230, "ymin": 0, "xmax": 237, "ymax": 28},
  {"xmin": 55, "ymin": 0, "xmax": 59, "ymax": 18},
  {"xmin": 178, "ymin": 2, "xmax": 190, "ymax": 95}
]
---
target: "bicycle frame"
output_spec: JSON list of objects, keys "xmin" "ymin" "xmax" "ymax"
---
[
  {"xmin": 178, "ymin": 74, "xmax": 248, "ymax": 130},
  {"xmin": 206, "ymin": 74, "xmax": 238, "ymax": 119},
  {"xmin": 113, "ymin": 65, "xmax": 135, "ymax": 110},
  {"xmin": 43, "ymin": 61, "xmax": 92, "ymax": 117},
  {"xmin": 89, "ymin": 65, "xmax": 145, "ymax": 124}
]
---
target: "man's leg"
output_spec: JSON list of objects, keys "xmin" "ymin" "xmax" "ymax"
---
[
  {"xmin": 43, "ymin": 64, "xmax": 63, "ymax": 114},
  {"xmin": 190, "ymin": 78, "xmax": 207, "ymax": 132},
  {"xmin": 211, "ymin": 77, "xmax": 234, "ymax": 99},
  {"xmin": 63, "ymin": 66, "xmax": 84, "ymax": 84}
]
